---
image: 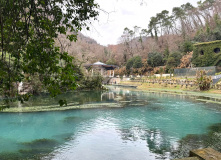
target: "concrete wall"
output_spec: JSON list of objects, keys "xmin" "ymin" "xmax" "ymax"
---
[
  {"xmin": 154, "ymin": 74, "xmax": 173, "ymax": 77},
  {"xmin": 108, "ymin": 77, "xmax": 130, "ymax": 84},
  {"xmin": 174, "ymin": 66, "xmax": 218, "ymax": 77},
  {"xmin": 109, "ymin": 78, "xmax": 121, "ymax": 84}
]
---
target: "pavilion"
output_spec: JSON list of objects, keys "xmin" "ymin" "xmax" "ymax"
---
[{"xmin": 84, "ymin": 61, "xmax": 118, "ymax": 77}]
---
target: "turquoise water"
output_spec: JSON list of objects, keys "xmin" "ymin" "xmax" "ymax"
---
[{"xmin": 0, "ymin": 87, "xmax": 221, "ymax": 159}]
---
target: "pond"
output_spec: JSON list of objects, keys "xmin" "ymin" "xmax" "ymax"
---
[{"xmin": 0, "ymin": 86, "xmax": 221, "ymax": 160}]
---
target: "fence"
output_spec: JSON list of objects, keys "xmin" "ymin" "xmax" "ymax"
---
[{"xmin": 174, "ymin": 66, "xmax": 221, "ymax": 77}]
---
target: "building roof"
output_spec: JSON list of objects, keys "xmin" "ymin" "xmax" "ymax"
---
[
  {"xmin": 84, "ymin": 61, "xmax": 118, "ymax": 70},
  {"xmin": 93, "ymin": 61, "xmax": 106, "ymax": 65}
]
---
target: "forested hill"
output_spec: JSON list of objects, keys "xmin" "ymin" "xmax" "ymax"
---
[
  {"xmin": 56, "ymin": 31, "xmax": 152, "ymax": 67},
  {"xmin": 107, "ymin": 0, "xmax": 221, "ymax": 69},
  {"xmin": 55, "ymin": 32, "xmax": 106, "ymax": 65},
  {"xmin": 62, "ymin": 0, "xmax": 221, "ymax": 74}
]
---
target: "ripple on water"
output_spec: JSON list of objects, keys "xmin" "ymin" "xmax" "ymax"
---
[{"xmin": 0, "ymin": 87, "xmax": 221, "ymax": 160}]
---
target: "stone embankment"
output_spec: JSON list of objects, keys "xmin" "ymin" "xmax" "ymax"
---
[
  {"xmin": 130, "ymin": 79, "xmax": 221, "ymax": 90},
  {"xmin": 105, "ymin": 77, "xmax": 221, "ymax": 90}
]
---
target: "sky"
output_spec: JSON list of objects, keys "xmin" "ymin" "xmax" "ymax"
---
[{"xmin": 82, "ymin": 0, "xmax": 199, "ymax": 46}]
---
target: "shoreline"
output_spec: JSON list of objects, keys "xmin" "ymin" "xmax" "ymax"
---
[
  {"xmin": 117, "ymin": 81, "xmax": 221, "ymax": 103},
  {"xmin": 120, "ymin": 81, "xmax": 221, "ymax": 94},
  {"xmin": 1, "ymin": 83, "xmax": 221, "ymax": 113},
  {"xmin": 1, "ymin": 102, "xmax": 123, "ymax": 113}
]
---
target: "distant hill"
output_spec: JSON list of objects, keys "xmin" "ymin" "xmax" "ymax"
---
[
  {"xmin": 78, "ymin": 32, "xmax": 98, "ymax": 45},
  {"xmin": 55, "ymin": 32, "xmax": 107, "ymax": 65},
  {"xmin": 55, "ymin": 30, "xmax": 183, "ymax": 68}
]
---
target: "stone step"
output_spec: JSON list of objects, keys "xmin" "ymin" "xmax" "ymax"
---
[
  {"xmin": 174, "ymin": 148, "xmax": 221, "ymax": 160},
  {"xmin": 190, "ymin": 148, "xmax": 221, "ymax": 160},
  {"xmin": 174, "ymin": 157, "xmax": 200, "ymax": 160}
]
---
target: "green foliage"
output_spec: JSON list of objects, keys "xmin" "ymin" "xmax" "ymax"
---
[
  {"xmin": 192, "ymin": 40, "xmax": 221, "ymax": 67},
  {"xmin": 163, "ymin": 47, "xmax": 170, "ymax": 59},
  {"xmin": 0, "ymin": 0, "xmax": 99, "ymax": 108},
  {"xmin": 195, "ymin": 70, "xmax": 212, "ymax": 90},
  {"xmin": 148, "ymin": 17, "xmax": 158, "ymax": 40},
  {"xmin": 79, "ymin": 76, "xmax": 104, "ymax": 90},
  {"xmin": 166, "ymin": 52, "xmax": 182, "ymax": 72},
  {"xmin": 58, "ymin": 99, "xmax": 67, "ymax": 107},
  {"xmin": 106, "ymin": 58, "xmax": 117, "ymax": 65},
  {"xmin": 159, "ymin": 67, "xmax": 164, "ymax": 74},
  {"xmin": 133, "ymin": 56, "xmax": 143, "ymax": 68},
  {"xmin": 25, "ymin": 75, "xmax": 44, "ymax": 95},
  {"xmin": 147, "ymin": 52, "xmax": 164, "ymax": 67},
  {"xmin": 194, "ymin": 27, "xmax": 221, "ymax": 42},
  {"xmin": 194, "ymin": 15, "xmax": 221, "ymax": 42},
  {"xmin": 166, "ymin": 57, "xmax": 176, "ymax": 69},
  {"xmin": 126, "ymin": 58, "xmax": 134, "ymax": 70},
  {"xmin": 104, "ymin": 48, "xmax": 109, "ymax": 56},
  {"xmin": 169, "ymin": 52, "xmax": 182, "ymax": 65},
  {"xmin": 181, "ymin": 41, "xmax": 193, "ymax": 53},
  {"xmin": 147, "ymin": 10, "xmax": 172, "ymax": 42},
  {"xmin": 215, "ymin": 72, "xmax": 221, "ymax": 75},
  {"xmin": 126, "ymin": 56, "xmax": 143, "ymax": 70}
]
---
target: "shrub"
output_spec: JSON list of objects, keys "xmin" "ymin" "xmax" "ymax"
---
[
  {"xmin": 215, "ymin": 72, "xmax": 221, "ymax": 75},
  {"xmin": 181, "ymin": 40, "xmax": 193, "ymax": 53},
  {"xmin": 78, "ymin": 75, "xmax": 104, "ymax": 90},
  {"xmin": 192, "ymin": 40, "xmax": 221, "ymax": 67},
  {"xmin": 133, "ymin": 56, "xmax": 143, "ymax": 68},
  {"xmin": 195, "ymin": 70, "xmax": 212, "ymax": 91},
  {"xmin": 106, "ymin": 58, "xmax": 117, "ymax": 65},
  {"xmin": 166, "ymin": 52, "xmax": 182, "ymax": 72},
  {"xmin": 126, "ymin": 58, "xmax": 134, "ymax": 70},
  {"xmin": 147, "ymin": 52, "xmax": 164, "ymax": 67},
  {"xmin": 126, "ymin": 56, "xmax": 143, "ymax": 70}
]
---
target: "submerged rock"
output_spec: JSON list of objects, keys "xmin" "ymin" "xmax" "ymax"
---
[
  {"xmin": 0, "ymin": 152, "xmax": 22, "ymax": 160},
  {"xmin": 63, "ymin": 116, "xmax": 87, "ymax": 123},
  {"xmin": 21, "ymin": 138, "xmax": 59, "ymax": 149},
  {"xmin": 170, "ymin": 123, "xmax": 221, "ymax": 159}
]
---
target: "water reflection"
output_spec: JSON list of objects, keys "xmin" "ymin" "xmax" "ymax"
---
[
  {"xmin": 118, "ymin": 127, "xmax": 172, "ymax": 158},
  {"xmin": 0, "ymin": 86, "xmax": 220, "ymax": 160},
  {"xmin": 117, "ymin": 123, "xmax": 221, "ymax": 160},
  {"xmin": 101, "ymin": 92, "xmax": 115, "ymax": 101}
]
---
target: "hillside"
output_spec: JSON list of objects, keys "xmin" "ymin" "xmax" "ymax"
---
[
  {"xmin": 55, "ymin": 32, "xmax": 106, "ymax": 65},
  {"xmin": 55, "ymin": 0, "xmax": 221, "ymax": 76}
]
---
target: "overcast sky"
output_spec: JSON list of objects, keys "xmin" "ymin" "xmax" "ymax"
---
[{"xmin": 82, "ymin": 0, "xmax": 199, "ymax": 46}]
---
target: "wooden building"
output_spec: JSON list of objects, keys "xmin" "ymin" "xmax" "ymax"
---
[{"xmin": 84, "ymin": 62, "xmax": 118, "ymax": 77}]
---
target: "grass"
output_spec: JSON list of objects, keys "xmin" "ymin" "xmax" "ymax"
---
[
  {"xmin": 119, "ymin": 81, "xmax": 221, "ymax": 104},
  {"xmin": 120, "ymin": 80, "xmax": 221, "ymax": 94},
  {"xmin": 120, "ymin": 81, "xmax": 196, "ymax": 91}
]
